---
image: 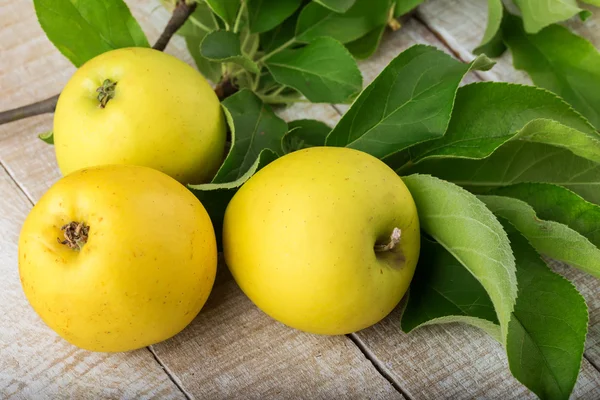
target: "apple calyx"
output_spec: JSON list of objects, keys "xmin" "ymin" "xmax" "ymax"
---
[
  {"xmin": 374, "ymin": 227, "xmax": 402, "ymax": 253},
  {"xmin": 58, "ymin": 221, "xmax": 90, "ymax": 251},
  {"xmin": 96, "ymin": 79, "xmax": 117, "ymax": 108}
]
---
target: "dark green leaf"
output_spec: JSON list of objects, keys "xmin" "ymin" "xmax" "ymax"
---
[
  {"xmin": 205, "ymin": 0, "xmax": 241, "ymax": 27},
  {"xmin": 480, "ymin": 195, "xmax": 600, "ymax": 279},
  {"xmin": 394, "ymin": 0, "xmax": 425, "ymax": 17},
  {"xmin": 502, "ymin": 13, "xmax": 600, "ymax": 130},
  {"xmin": 405, "ymin": 82, "xmax": 600, "ymax": 165},
  {"xmin": 185, "ymin": 37, "xmax": 223, "ymax": 83},
  {"xmin": 213, "ymin": 90, "xmax": 287, "ymax": 183},
  {"xmin": 249, "ymin": 0, "xmax": 302, "ymax": 33},
  {"xmin": 512, "ymin": 0, "xmax": 587, "ymax": 33},
  {"xmin": 259, "ymin": 8, "xmax": 299, "ymax": 52},
  {"xmin": 282, "ymin": 119, "xmax": 331, "ymax": 153},
  {"xmin": 403, "ymin": 174, "xmax": 517, "ymax": 341},
  {"xmin": 473, "ymin": 0, "xmax": 506, "ymax": 57},
  {"xmin": 200, "ymin": 31, "xmax": 259, "ymax": 73},
  {"xmin": 38, "ymin": 131, "xmax": 54, "ymax": 145},
  {"xmin": 33, "ymin": 0, "xmax": 149, "ymax": 67},
  {"xmin": 401, "ymin": 238, "xmax": 500, "ymax": 340},
  {"xmin": 491, "ymin": 183, "xmax": 600, "ymax": 247},
  {"xmin": 295, "ymin": 0, "xmax": 390, "ymax": 44},
  {"xmin": 189, "ymin": 149, "xmax": 278, "ymax": 248},
  {"xmin": 325, "ymin": 45, "xmax": 494, "ymax": 158},
  {"xmin": 345, "ymin": 24, "xmax": 386, "ymax": 60},
  {"xmin": 314, "ymin": 0, "xmax": 356, "ymax": 13},
  {"xmin": 265, "ymin": 37, "xmax": 362, "ymax": 103},
  {"xmin": 504, "ymin": 225, "xmax": 588, "ymax": 400},
  {"xmin": 409, "ymin": 142, "xmax": 600, "ymax": 205}
]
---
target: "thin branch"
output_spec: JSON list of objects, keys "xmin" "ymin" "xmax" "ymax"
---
[
  {"xmin": 153, "ymin": 0, "xmax": 197, "ymax": 51},
  {"xmin": 0, "ymin": 95, "xmax": 59, "ymax": 125},
  {"xmin": 0, "ymin": 0, "xmax": 197, "ymax": 126}
]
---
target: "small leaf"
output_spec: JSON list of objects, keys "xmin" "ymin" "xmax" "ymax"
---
[
  {"xmin": 473, "ymin": 0, "xmax": 506, "ymax": 57},
  {"xmin": 394, "ymin": 0, "xmax": 425, "ymax": 17},
  {"xmin": 295, "ymin": 0, "xmax": 390, "ymax": 44},
  {"xmin": 200, "ymin": 31, "xmax": 259, "ymax": 73},
  {"xmin": 213, "ymin": 90, "xmax": 287, "ymax": 183},
  {"xmin": 406, "ymin": 82, "xmax": 600, "ymax": 165},
  {"xmin": 205, "ymin": 0, "xmax": 241, "ymax": 27},
  {"xmin": 189, "ymin": 149, "xmax": 278, "ymax": 247},
  {"xmin": 512, "ymin": 0, "xmax": 586, "ymax": 33},
  {"xmin": 504, "ymin": 225, "xmax": 588, "ymax": 400},
  {"xmin": 345, "ymin": 24, "xmax": 386, "ymax": 60},
  {"xmin": 38, "ymin": 131, "xmax": 54, "ymax": 145},
  {"xmin": 409, "ymin": 142, "xmax": 600, "ymax": 206},
  {"xmin": 33, "ymin": 0, "xmax": 149, "ymax": 67},
  {"xmin": 480, "ymin": 195, "xmax": 600, "ymax": 279},
  {"xmin": 265, "ymin": 37, "xmax": 362, "ymax": 103},
  {"xmin": 282, "ymin": 119, "xmax": 331, "ymax": 153},
  {"xmin": 325, "ymin": 45, "xmax": 494, "ymax": 158},
  {"xmin": 502, "ymin": 13, "xmax": 600, "ymax": 130},
  {"xmin": 249, "ymin": 0, "xmax": 302, "ymax": 33},
  {"xmin": 177, "ymin": 1, "xmax": 219, "ymax": 37},
  {"xmin": 401, "ymin": 238, "xmax": 500, "ymax": 341},
  {"xmin": 491, "ymin": 183, "xmax": 600, "ymax": 247},
  {"xmin": 402, "ymin": 174, "xmax": 517, "ymax": 342},
  {"xmin": 185, "ymin": 37, "xmax": 223, "ymax": 83},
  {"xmin": 313, "ymin": 0, "xmax": 356, "ymax": 13}
]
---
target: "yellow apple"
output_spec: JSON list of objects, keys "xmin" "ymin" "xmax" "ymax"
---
[
  {"xmin": 18, "ymin": 165, "xmax": 217, "ymax": 352},
  {"xmin": 53, "ymin": 47, "xmax": 226, "ymax": 184},
  {"xmin": 223, "ymin": 147, "xmax": 420, "ymax": 335}
]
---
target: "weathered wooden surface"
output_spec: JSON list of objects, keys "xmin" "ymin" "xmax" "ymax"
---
[{"xmin": 2, "ymin": 0, "xmax": 600, "ymax": 399}]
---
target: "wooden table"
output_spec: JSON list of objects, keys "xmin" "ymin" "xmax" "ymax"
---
[{"xmin": 2, "ymin": 1, "xmax": 600, "ymax": 398}]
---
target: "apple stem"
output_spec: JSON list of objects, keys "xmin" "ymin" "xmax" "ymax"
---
[
  {"xmin": 96, "ymin": 79, "xmax": 117, "ymax": 108},
  {"xmin": 58, "ymin": 221, "xmax": 90, "ymax": 251},
  {"xmin": 374, "ymin": 227, "xmax": 402, "ymax": 252}
]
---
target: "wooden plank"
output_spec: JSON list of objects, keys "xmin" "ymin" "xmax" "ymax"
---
[
  {"xmin": 0, "ymin": 165, "xmax": 186, "ymax": 399},
  {"xmin": 416, "ymin": 0, "xmax": 600, "ymax": 376}
]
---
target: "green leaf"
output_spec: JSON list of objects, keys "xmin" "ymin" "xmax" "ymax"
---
[
  {"xmin": 177, "ymin": 1, "xmax": 219, "ymax": 37},
  {"xmin": 491, "ymin": 183, "xmax": 600, "ymax": 247},
  {"xmin": 282, "ymin": 119, "xmax": 331, "ymax": 153},
  {"xmin": 265, "ymin": 37, "xmax": 362, "ymax": 103},
  {"xmin": 259, "ymin": 8, "xmax": 299, "ymax": 52},
  {"xmin": 185, "ymin": 37, "xmax": 223, "ymax": 83},
  {"xmin": 345, "ymin": 24, "xmax": 386, "ymax": 60},
  {"xmin": 325, "ymin": 45, "xmax": 494, "ymax": 158},
  {"xmin": 409, "ymin": 142, "xmax": 600, "ymax": 205},
  {"xmin": 473, "ymin": 0, "xmax": 506, "ymax": 57},
  {"xmin": 406, "ymin": 82, "xmax": 600, "ymax": 165},
  {"xmin": 38, "ymin": 131, "xmax": 54, "ymax": 145},
  {"xmin": 512, "ymin": 0, "xmax": 586, "ymax": 33},
  {"xmin": 502, "ymin": 13, "xmax": 600, "ymax": 130},
  {"xmin": 249, "ymin": 0, "xmax": 302, "ymax": 33},
  {"xmin": 504, "ymin": 225, "xmax": 588, "ymax": 400},
  {"xmin": 205, "ymin": 0, "xmax": 241, "ymax": 27},
  {"xmin": 313, "ymin": 0, "xmax": 357, "ymax": 13},
  {"xmin": 401, "ymin": 238, "xmax": 501, "ymax": 341},
  {"xmin": 189, "ymin": 149, "xmax": 279, "ymax": 248},
  {"xmin": 200, "ymin": 31, "xmax": 259, "ymax": 73},
  {"xmin": 480, "ymin": 195, "xmax": 600, "ymax": 279},
  {"xmin": 213, "ymin": 90, "xmax": 287, "ymax": 183},
  {"xmin": 394, "ymin": 0, "xmax": 425, "ymax": 17},
  {"xmin": 33, "ymin": 0, "xmax": 149, "ymax": 67},
  {"xmin": 295, "ymin": 0, "xmax": 390, "ymax": 44},
  {"xmin": 402, "ymin": 174, "xmax": 517, "ymax": 342}
]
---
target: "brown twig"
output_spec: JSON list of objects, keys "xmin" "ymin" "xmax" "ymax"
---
[
  {"xmin": 0, "ymin": 0, "xmax": 197, "ymax": 126},
  {"xmin": 214, "ymin": 78, "xmax": 238, "ymax": 101},
  {"xmin": 153, "ymin": 0, "xmax": 197, "ymax": 51},
  {"xmin": 0, "ymin": 94, "xmax": 59, "ymax": 125}
]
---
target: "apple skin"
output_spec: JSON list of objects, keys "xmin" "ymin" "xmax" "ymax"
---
[
  {"xmin": 53, "ymin": 47, "xmax": 226, "ymax": 184},
  {"xmin": 223, "ymin": 147, "xmax": 420, "ymax": 335}
]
